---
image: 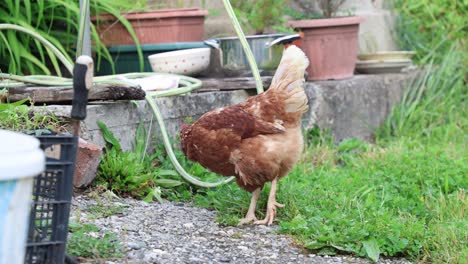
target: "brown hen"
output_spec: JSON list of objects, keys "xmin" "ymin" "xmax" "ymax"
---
[{"xmin": 181, "ymin": 45, "xmax": 309, "ymax": 225}]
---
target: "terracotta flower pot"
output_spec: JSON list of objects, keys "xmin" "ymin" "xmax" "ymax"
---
[
  {"xmin": 92, "ymin": 8, "xmax": 208, "ymax": 46},
  {"xmin": 288, "ymin": 16, "xmax": 364, "ymax": 81}
]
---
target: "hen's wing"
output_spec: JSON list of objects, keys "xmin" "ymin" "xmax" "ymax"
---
[{"xmin": 181, "ymin": 105, "xmax": 284, "ymax": 177}]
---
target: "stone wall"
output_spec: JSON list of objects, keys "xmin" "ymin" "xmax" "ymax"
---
[{"xmin": 40, "ymin": 71, "xmax": 416, "ymax": 151}]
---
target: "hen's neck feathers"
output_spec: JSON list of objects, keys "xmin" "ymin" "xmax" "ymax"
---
[
  {"xmin": 268, "ymin": 45, "xmax": 309, "ymax": 114},
  {"xmin": 270, "ymin": 45, "xmax": 309, "ymax": 91}
]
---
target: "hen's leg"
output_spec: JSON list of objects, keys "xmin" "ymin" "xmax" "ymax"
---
[
  {"xmin": 255, "ymin": 178, "xmax": 284, "ymax": 225},
  {"xmin": 238, "ymin": 188, "xmax": 261, "ymax": 225}
]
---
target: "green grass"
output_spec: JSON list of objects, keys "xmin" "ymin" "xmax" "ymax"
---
[
  {"xmin": 191, "ymin": 136, "xmax": 466, "ymax": 262},
  {"xmin": 376, "ymin": 45, "xmax": 467, "ymax": 143}
]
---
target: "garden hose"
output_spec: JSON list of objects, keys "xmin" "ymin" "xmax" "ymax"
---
[
  {"xmin": 222, "ymin": 0, "xmax": 264, "ymax": 94},
  {"xmin": 146, "ymin": 90, "xmax": 235, "ymax": 188}
]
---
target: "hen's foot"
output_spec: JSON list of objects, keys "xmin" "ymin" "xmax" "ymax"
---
[
  {"xmin": 238, "ymin": 188, "xmax": 261, "ymax": 225},
  {"xmin": 254, "ymin": 201, "xmax": 284, "ymax": 225},
  {"xmin": 238, "ymin": 213, "xmax": 258, "ymax": 225}
]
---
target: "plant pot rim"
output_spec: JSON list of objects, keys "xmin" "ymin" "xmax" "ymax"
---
[
  {"xmin": 288, "ymin": 16, "xmax": 364, "ymax": 29},
  {"xmin": 92, "ymin": 8, "xmax": 208, "ymax": 21}
]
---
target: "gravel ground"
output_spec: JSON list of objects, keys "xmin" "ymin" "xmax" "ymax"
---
[{"xmin": 70, "ymin": 193, "xmax": 411, "ymax": 264}]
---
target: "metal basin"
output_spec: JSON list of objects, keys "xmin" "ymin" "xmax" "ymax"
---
[{"xmin": 213, "ymin": 34, "xmax": 285, "ymax": 75}]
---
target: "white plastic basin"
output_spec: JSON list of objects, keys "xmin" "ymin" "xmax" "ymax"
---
[{"xmin": 0, "ymin": 130, "xmax": 45, "ymax": 264}]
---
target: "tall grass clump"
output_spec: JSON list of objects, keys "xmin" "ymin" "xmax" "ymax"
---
[
  {"xmin": 392, "ymin": 0, "xmax": 467, "ymax": 64},
  {"xmin": 0, "ymin": 0, "xmax": 144, "ymax": 76},
  {"xmin": 377, "ymin": 44, "xmax": 467, "ymax": 144}
]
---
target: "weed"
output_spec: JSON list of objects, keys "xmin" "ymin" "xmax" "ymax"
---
[
  {"xmin": 0, "ymin": 98, "xmax": 64, "ymax": 132},
  {"xmin": 87, "ymin": 203, "xmax": 127, "ymax": 219},
  {"xmin": 66, "ymin": 221, "xmax": 123, "ymax": 259},
  {"xmin": 96, "ymin": 121, "xmax": 184, "ymax": 202}
]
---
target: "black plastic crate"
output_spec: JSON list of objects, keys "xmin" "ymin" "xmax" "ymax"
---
[{"xmin": 25, "ymin": 134, "xmax": 77, "ymax": 264}]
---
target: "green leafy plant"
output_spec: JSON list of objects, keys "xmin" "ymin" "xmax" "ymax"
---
[
  {"xmin": 232, "ymin": 0, "xmax": 290, "ymax": 34},
  {"xmin": 0, "ymin": 0, "xmax": 143, "ymax": 75},
  {"xmin": 67, "ymin": 221, "xmax": 123, "ymax": 259},
  {"xmin": 0, "ymin": 97, "xmax": 63, "ymax": 132},
  {"xmin": 392, "ymin": 0, "xmax": 467, "ymax": 64},
  {"xmin": 96, "ymin": 120, "xmax": 183, "ymax": 202},
  {"xmin": 292, "ymin": 0, "xmax": 346, "ymax": 18},
  {"xmin": 145, "ymin": 0, "xmax": 201, "ymax": 9}
]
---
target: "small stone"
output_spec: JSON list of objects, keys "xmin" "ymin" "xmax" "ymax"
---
[
  {"xmin": 237, "ymin": 246, "xmax": 248, "ymax": 251},
  {"xmin": 183, "ymin": 222, "xmax": 194, "ymax": 228},
  {"xmin": 123, "ymin": 223, "xmax": 138, "ymax": 232},
  {"xmin": 153, "ymin": 249, "xmax": 168, "ymax": 255},
  {"xmin": 219, "ymin": 256, "xmax": 231, "ymax": 262},
  {"xmin": 143, "ymin": 252, "xmax": 159, "ymax": 262},
  {"xmin": 189, "ymin": 256, "xmax": 204, "ymax": 262},
  {"xmin": 127, "ymin": 241, "xmax": 145, "ymax": 250},
  {"xmin": 128, "ymin": 250, "xmax": 145, "ymax": 259}
]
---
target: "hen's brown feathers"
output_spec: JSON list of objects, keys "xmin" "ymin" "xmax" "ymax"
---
[
  {"xmin": 180, "ymin": 46, "xmax": 309, "ymax": 192},
  {"xmin": 180, "ymin": 106, "xmax": 284, "ymax": 178}
]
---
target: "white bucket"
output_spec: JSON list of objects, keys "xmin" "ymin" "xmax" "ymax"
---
[{"xmin": 0, "ymin": 130, "xmax": 45, "ymax": 264}]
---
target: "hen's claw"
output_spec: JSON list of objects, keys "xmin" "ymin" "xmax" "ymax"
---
[
  {"xmin": 238, "ymin": 214, "xmax": 258, "ymax": 225},
  {"xmin": 254, "ymin": 201, "xmax": 284, "ymax": 225},
  {"xmin": 275, "ymin": 201, "xmax": 285, "ymax": 208},
  {"xmin": 255, "ymin": 178, "xmax": 283, "ymax": 226},
  {"xmin": 239, "ymin": 188, "xmax": 261, "ymax": 225}
]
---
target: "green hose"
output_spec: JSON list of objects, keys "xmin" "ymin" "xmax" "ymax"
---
[
  {"xmin": 222, "ymin": 0, "xmax": 264, "ymax": 94},
  {"xmin": 146, "ymin": 89, "xmax": 235, "ymax": 187}
]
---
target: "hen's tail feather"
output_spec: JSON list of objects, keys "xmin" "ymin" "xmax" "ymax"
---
[{"xmin": 269, "ymin": 45, "xmax": 309, "ymax": 113}]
